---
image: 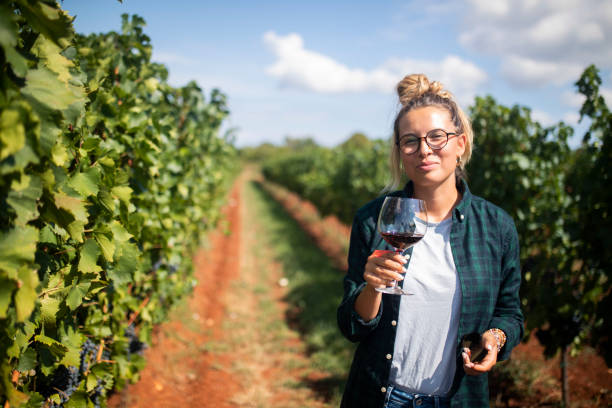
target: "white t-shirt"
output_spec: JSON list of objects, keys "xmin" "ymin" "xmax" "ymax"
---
[{"xmin": 388, "ymin": 217, "xmax": 462, "ymax": 396}]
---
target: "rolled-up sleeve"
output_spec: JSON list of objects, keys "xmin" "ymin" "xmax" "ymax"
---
[
  {"xmin": 337, "ymin": 214, "xmax": 382, "ymax": 342},
  {"xmin": 489, "ymin": 217, "xmax": 524, "ymax": 361}
]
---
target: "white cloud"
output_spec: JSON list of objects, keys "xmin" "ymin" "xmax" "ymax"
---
[
  {"xmin": 562, "ymin": 91, "xmax": 586, "ymax": 108},
  {"xmin": 459, "ymin": 0, "xmax": 612, "ymax": 87},
  {"xmin": 563, "ymin": 111, "xmax": 580, "ymax": 125},
  {"xmin": 532, "ymin": 109, "xmax": 555, "ymax": 126},
  {"xmin": 501, "ymin": 56, "xmax": 583, "ymax": 86},
  {"xmin": 152, "ymin": 51, "xmax": 195, "ymax": 66},
  {"xmin": 263, "ymin": 31, "xmax": 487, "ymax": 104},
  {"xmin": 602, "ymin": 88, "xmax": 612, "ymax": 106}
]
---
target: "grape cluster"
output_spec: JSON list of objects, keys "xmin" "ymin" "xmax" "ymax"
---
[
  {"xmin": 80, "ymin": 339, "xmax": 97, "ymax": 374},
  {"xmin": 48, "ymin": 365, "xmax": 79, "ymax": 407},
  {"xmin": 46, "ymin": 339, "xmax": 111, "ymax": 407},
  {"xmin": 125, "ymin": 324, "xmax": 146, "ymax": 359},
  {"xmin": 152, "ymin": 258, "xmax": 164, "ymax": 272},
  {"xmin": 91, "ymin": 379, "xmax": 104, "ymax": 408}
]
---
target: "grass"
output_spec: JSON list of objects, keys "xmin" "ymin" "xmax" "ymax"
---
[{"xmin": 247, "ymin": 181, "xmax": 356, "ymax": 404}]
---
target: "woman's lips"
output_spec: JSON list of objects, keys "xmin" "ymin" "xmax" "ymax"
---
[{"xmin": 417, "ymin": 161, "xmax": 439, "ymax": 171}]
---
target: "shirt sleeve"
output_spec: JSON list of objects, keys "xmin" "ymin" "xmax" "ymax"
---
[
  {"xmin": 337, "ymin": 214, "xmax": 383, "ymax": 342},
  {"xmin": 488, "ymin": 216, "xmax": 524, "ymax": 361}
]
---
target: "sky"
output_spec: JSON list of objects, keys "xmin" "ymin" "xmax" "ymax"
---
[{"xmin": 60, "ymin": 0, "xmax": 612, "ymax": 148}]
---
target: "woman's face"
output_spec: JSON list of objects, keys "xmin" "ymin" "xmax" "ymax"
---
[{"xmin": 397, "ymin": 106, "xmax": 466, "ymax": 189}]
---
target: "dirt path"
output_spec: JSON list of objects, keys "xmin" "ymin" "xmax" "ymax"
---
[{"xmin": 109, "ymin": 172, "xmax": 331, "ymax": 407}]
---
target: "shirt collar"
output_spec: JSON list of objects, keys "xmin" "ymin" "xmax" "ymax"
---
[{"xmin": 401, "ymin": 177, "xmax": 472, "ymax": 222}]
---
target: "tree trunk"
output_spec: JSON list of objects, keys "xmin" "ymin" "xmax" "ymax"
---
[{"xmin": 561, "ymin": 345, "xmax": 570, "ymax": 407}]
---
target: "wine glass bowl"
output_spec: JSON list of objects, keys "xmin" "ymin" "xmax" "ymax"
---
[{"xmin": 376, "ymin": 197, "xmax": 427, "ymax": 295}]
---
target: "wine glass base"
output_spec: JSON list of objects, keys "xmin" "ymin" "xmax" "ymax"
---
[{"xmin": 375, "ymin": 286, "xmax": 413, "ymax": 296}]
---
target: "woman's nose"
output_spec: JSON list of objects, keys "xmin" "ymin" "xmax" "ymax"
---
[{"xmin": 418, "ymin": 137, "xmax": 433, "ymax": 156}]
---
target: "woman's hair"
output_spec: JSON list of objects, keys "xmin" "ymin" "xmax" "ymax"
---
[{"xmin": 383, "ymin": 73, "xmax": 474, "ymax": 193}]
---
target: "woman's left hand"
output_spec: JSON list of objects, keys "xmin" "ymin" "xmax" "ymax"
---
[{"xmin": 461, "ymin": 330, "xmax": 498, "ymax": 375}]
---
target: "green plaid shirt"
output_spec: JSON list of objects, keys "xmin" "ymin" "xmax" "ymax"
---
[{"xmin": 337, "ymin": 179, "xmax": 524, "ymax": 407}]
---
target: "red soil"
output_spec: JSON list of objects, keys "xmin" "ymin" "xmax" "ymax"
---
[{"xmin": 108, "ymin": 182, "xmax": 243, "ymax": 407}]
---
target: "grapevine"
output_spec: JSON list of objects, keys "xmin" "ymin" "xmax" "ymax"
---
[{"xmin": 0, "ymin": 2, "xmax": 237, "ymax": 407}]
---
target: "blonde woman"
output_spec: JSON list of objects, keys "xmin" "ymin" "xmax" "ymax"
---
[{"xmin": 337, "ymin": 74, "xmax": 523, "ymax": 407}]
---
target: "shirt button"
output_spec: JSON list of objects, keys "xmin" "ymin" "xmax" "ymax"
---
[
  {"xmin": 381, "ymin": 387, "xmax": 387, "ymax": 393},
  {"xmin": 415, "ymin": 399, "xmax": 423, "ymax": 406},
  {"xmin": 386, "ymin": 354, "xmax": 392, "ymax": 360},
  {"xmin": 391, "ymin": 320, "xmax": 397, "ymax": 326},
  {"xmin": 459, "ymin": 214, "xmax": 465, "ymax": 220}
]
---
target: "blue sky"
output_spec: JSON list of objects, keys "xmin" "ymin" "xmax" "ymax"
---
[{"xmin": 61, "ymin": 0, "xmax": 612, "ymax": 148}]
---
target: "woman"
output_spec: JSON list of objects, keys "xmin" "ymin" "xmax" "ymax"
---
[{"xmin": 337, "ymin": 74, "xmax": 523, "ymax": 407}]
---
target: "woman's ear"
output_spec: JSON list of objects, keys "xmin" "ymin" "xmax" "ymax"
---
[{"xmin": 456, "ymin": 133, "xmax": 467, "ymax": 157}]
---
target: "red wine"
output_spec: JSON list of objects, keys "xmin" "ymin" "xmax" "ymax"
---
[{"xmin": 380, "ymin": 231, "xmax": 424, "ymax": 250}]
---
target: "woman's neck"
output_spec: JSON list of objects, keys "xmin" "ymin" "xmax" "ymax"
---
[{"xmin": 413, "ymin": 177, "xmax": 461, "ymax": 223}]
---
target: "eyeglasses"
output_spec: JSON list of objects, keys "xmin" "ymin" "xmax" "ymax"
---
[{"xmin": 396, "ymin": 129, "xmax": 458, "ymax": 155}]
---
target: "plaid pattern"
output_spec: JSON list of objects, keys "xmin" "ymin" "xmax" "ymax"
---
[{"xmin": 337, "ymin": 180, "xmax": 524, "ymax": 408}]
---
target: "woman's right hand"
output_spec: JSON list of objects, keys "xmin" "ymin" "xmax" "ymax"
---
[{"xmin": 363, "ymin": 251, "xmax": 407, "ymax": 290}]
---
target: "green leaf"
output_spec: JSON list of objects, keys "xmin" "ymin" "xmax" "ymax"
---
[
  {"xmin": 111, "ymin": 186, "xmax": 133, "ymax": 204},
  {"xmin": 40, "ymin": 295, "xmax": 60, "ymax": 328},
  {"xmin": 59, "ymin": 325, "xmax": 82, "ymax": 367},
  {"xmin": 32, "ymin": 35, "xmax": 73, "ymax": 83},
  {"xmin": 54, "ymin": 191, "xmax": 88, "ymax": 222},
  {"xmin": 109, "ymin": 242, "xmax": 139, "ymax": 284},
  {"xmin": 95, "ymin": 233, "xmax": 115, "ymax": 262},
  {"xmin": 110, "ymin": 221, "xmax": 132, "ymax": 242},
  {"xmin": 0, "ymin": 278, "xmax": 16, "ymax": 318},
  {"xmin": 0, "ymin": 226, "xmax": 38, "ymax": 272},
  {"xmin": 35, "ymin": 334, "xmax": 68, "ymax": 357},
  {"xmin": 17, "ymin": 348, "xmax": 37, "ymax": 372},
  {"xmin": 66, "ymin": 280, "xmax": 91, "ymax": 310},
  {"xmin": 0, "ymin": 6, "xmax": 27, "ymax": 77},
  {"xmin": 86, "ymin": 372, "xmax": 97, "ymax": 392},
  {"xmin": 0, "ymin": 5, "xmax": 18, "ymax": 48},
  {"xmin": 22, "ymin": 67, "xmax": 86, "ymax": 113},
  {"xmin": 78, "ymin": 239, "xmax": 102, "ymax": 273},
  {"xmin": 7, "ymin": 174, "xmax": 43, "ymax": 226},
  {"xmin": 66, "ymin": 220, "xmax": 85, "ymax": 243},
  {"xmin": 98, "ymin": 190, "xmax": 115, "ymax": 212},
  {"xmin": 69, "ymin": 167, "xmax": 101, "ymax": 197},
  {"xmin": 51, "ymin": 141, "xmax": 70, "ymax": 166},
  {"xmin": 15, "ymin": 266, "xmax": 39, "ymax": 321},
  {"xmin": 0, "ymin": 109, "xmax": 26, "ymax": 160},
  {"xmin": 18, "ymin": 1, "xmax": 73, "ymax": 47},
  {"xmin": 64, "ymin": 390, "xmax": 88, "ymax": 408}
]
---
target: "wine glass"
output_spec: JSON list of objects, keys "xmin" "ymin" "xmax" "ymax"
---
[{"xmin": 375, "ymin": 197, "xmax": 427, "ymax": 295}]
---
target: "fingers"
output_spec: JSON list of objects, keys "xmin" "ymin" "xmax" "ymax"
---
[
  {"xmin": 462, "ymin": 344, "xmax": 498, "ymax": 375},
  {"xmin": 364, "ymin": 252, "xmax": 406, "ymax": 286}
]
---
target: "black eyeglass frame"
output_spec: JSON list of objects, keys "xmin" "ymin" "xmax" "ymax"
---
[{"xmin": 395, "ymin": 129, "xmax": 459, "ymax": 155}]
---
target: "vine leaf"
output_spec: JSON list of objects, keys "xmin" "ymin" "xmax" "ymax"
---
[
  {"xmin": 0, "ymin": 278, "xmax": 16, "ymax": 318},
  {"xmin": 54, "ymin": 191, "xmax": 89, "ymax": 222},
  {"xmin": 40, "ymin": 295, "xmax": 61, "ymax": 328},
  {"xmin": 95, "ymin": 233, "xmax": 115, "ymax": 262},
  {"xmin": 66, "ymin": 280, "xmax": 91, "ymax": 310},
  {"xmin": 0, "ymin": 109, "xmax": 25, "ymax": 160},
  {"xmin": 78, "ymin": 239, "xmax": 102, "ymax": 274},
  {"xmin": 0, "ymin": 226, "xmax": 38, "ymax": 272},
  {"xmin": 35, "ymin": 334, "xmax": 68, "ymax": 357},
  {"xmin": 110, "ymin": 242, "xmax": 139, "ymax": 284},
  {"xmin": 7, "ymin": 174, "xmax": 43, "ymax": 227},
  {"xmin": 15, "ymin": 266, "xmax": 39, "ymax": 322},
  {"xmin": 69, "ymin": 168, "xmax": 101, "ymax": 198}
]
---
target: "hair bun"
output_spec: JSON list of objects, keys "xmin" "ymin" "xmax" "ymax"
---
[{"xmin": 396, "ymin": 74, "xmax": 451, "ymax": 106}]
